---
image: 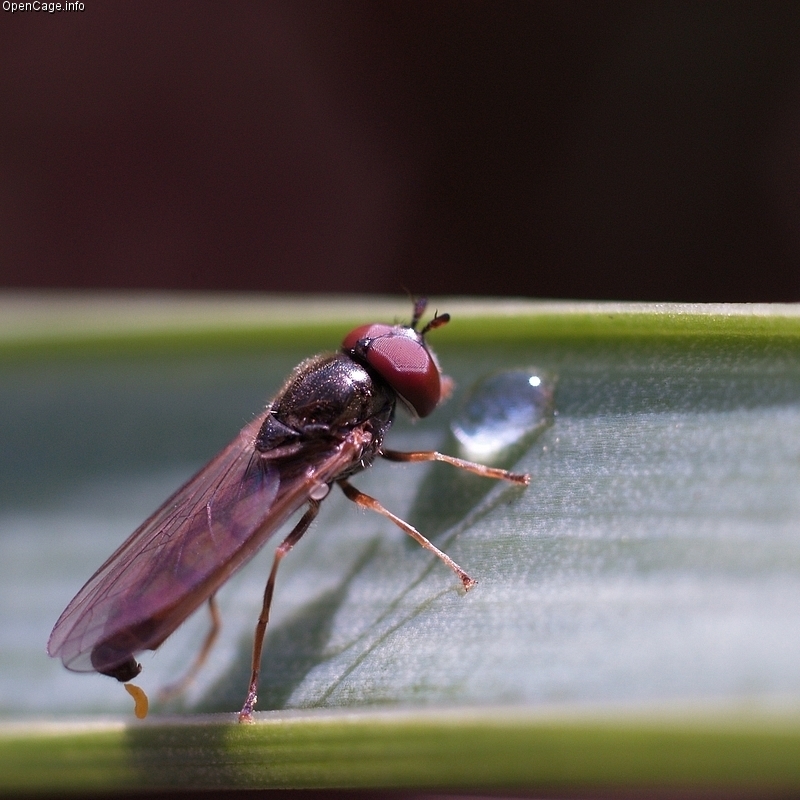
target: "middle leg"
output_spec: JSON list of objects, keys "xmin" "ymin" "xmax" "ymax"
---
[{"xmin": 338, "ymin": 478, "xmax": 476, "ymax": 591}]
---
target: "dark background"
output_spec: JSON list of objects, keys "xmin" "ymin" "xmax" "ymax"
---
[{"xmin": 3, "ymin": 1, "xmax": 800, "ymax": 301}]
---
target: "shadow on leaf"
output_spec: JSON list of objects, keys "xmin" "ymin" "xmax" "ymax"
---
[{"xmin": 192, "ymin": 538, "xmax": 382, "ymax": 713}]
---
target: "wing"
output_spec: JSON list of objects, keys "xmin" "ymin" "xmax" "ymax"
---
[{"xmin": 48, "ymin": 412, "xmax": 368, "ymax": 674}]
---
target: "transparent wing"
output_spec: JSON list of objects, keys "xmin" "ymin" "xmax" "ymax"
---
[{"xmin": 48, "ymin": 413, "xmax": 364, "ymax": 674}]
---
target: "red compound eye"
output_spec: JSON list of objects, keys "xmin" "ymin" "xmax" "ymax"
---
[
  {"xmin": 342, "ymin": 324, "xmax": 442, "ymax": 417},
  {"xmin": 342, "ymin": 323, "xmax": 394, "ymax": 350}
]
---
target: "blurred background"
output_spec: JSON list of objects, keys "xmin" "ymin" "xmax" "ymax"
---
[{"xmin": 3, "ymin": 1, "xmax": 800, "ymax": 301}]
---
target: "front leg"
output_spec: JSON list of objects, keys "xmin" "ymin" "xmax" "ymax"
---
[{"xmin": 381, "ymin": 448, "xmax": 530, "ymax": 485}]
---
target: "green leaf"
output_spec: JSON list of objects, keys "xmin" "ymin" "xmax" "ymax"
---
[{"xmin": 2, "ymin": 294, "xmax": 800, "ymax": 792}]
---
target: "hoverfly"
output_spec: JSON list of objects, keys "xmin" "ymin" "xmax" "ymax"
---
[{"xmin": 48, "ymin": 299, "xmax": 529, "ymax": 722}]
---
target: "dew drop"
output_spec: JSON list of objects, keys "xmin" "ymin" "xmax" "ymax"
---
[{"xmin": 451, "ymin": 368, "xmax": 555, "ymax": 463}]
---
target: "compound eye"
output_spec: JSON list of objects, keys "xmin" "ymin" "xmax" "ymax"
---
[
  {"xmin": 342, "ymin": 323, "xmax": 394, "ymax": 351},
  {"xmin": 367, "ymin": 334, "xmax": 441, "ymax": 417},
  {"xmin": 342, "ymin": 324, "xmax": 442, "ymax": 417}
]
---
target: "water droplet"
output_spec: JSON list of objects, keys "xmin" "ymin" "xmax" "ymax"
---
[{"xmin": 451, "ymin": 368, "xmax": 555, "ymax": 463}]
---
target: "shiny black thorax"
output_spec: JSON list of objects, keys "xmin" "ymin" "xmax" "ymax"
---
[{"xmin": 255, "ymin": 353, "xmax": 395, "ymax": 470}]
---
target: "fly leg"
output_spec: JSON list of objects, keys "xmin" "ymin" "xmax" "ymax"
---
[
  {"xmin": 158, "ymin": 595, "xmax": 222, "ymax": 703},
  {"xmin": 238, "ymin": 499, "xmax": 321, "ymax": 723},
  {"xmin": 381, "ymin": 448, "xmax": 530, "ymax": 485},
  {"xmin": 338, "ymin": 479, "xmax": 476, "ymax": 591}
]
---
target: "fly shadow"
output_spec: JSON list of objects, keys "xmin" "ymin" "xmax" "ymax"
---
[{"xmin": 191, "ymin": 537, "xmax": 382, "ymax": 713}]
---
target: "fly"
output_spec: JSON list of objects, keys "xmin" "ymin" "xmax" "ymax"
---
[{"xmin": 47, "ymin": 299, "xmax": 530, "ymax": 723}]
